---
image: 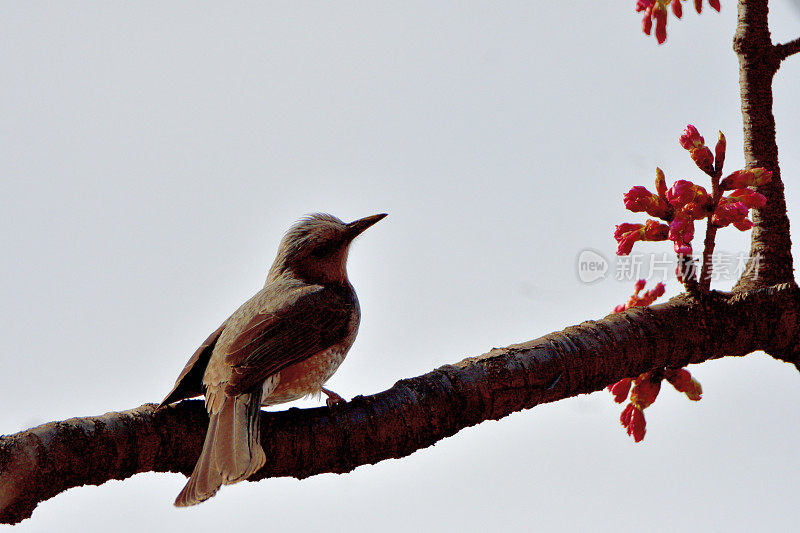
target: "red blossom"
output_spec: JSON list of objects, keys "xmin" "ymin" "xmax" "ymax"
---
[
  {"xmin": 694, "ymin": 0, "xmax": 703, "ymax": 13},
  {"xmin": 678, "ymin": 125, "xmax": 715, "ymax": 175},
  {"xmin": 671, "ymin": 0, "xmax": 683, "ymax": 18},
  {"xmin": 665, "ymin": 368, "xmax": 703, "ymax": 401},
  {"xmin": 709, "ymin": 0, "xmax": 721, "ymax": 12},
  {"xmin": 614, "ymin": 220, "xmax": 669, "ymax": 255},
  {"xmin": 720, "ymin": 168, "xmax": 773, "ymax": 190},
  {"xmin": 712, "ymin": 201, "xmax": 749, "ymax": 228},
  {"xmin": 624, "ymin": 186, "xmax": 673, "ymax": 219},
  {"xmin": 631, "ymin": 376, "xmax": 661, "ymax": 409},
  {"xmin": 607, "ymin": 378, "xmax": 633, "ymax": 403},
  {"xmin": 727, "ymin": 188, "xmax": 767, "ymax": 209},
  {"xmin": 666, "ymin": 180, "xmax": 711, "ymax": 209},
  {"xmin": 691, "ymin": 146, "xmax": 715, "ymax": 175},
  {"xmin": 620, "ymin": 403, "xmax": 647, "ymax": 442},
  {"xmin": 655, "ymin": 167, "xmax": 668, "ymax": 200},
  {"xmin": 613, "ymin": 280, "xmax": 667, "ymax": 312},
  {"xmin": 714, "ymin": 131, "xmax": 726, "ymax": 174},
  {"xmin": 712, "ymin": 189, "xmax": 765, "ymax": 229},
  {"xmin": 668, "ymin": 213, "xmax": 695, "ymax": 253},
  {"xmin": 654, "ymin": 4, "xmax": 667, "ymax": 44},
  {"xmin": 679, "ymin": 124, "xmax": 704, "ymax": 150}
]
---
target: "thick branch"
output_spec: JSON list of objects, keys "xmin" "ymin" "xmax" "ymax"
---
[
  {"xmin": 775, "ymin": 36, "xmax": 800, "ymax": 61},
  {"xmin": 733, "ymin": 0, "xmax": 794, "ymax": 290},
  {"xmin": 3, "ymin": 284, "xmax": 800, "ymax": 524}
]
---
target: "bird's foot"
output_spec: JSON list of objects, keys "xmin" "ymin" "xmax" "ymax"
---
[{"xmin": 321, "ymin": 387, "xmax": 345, "ymax": 407}]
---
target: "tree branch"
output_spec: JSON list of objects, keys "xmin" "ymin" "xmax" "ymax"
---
[
  {"xmin": 775, "ymin": 36, "xmax": 800, "ymax": 61},
  {"xmin": 3, "ymin": 283, "xmax": 799, "ymax": 524},
  {"xmin": 733, "ymin": 0, "xmax": 794, "ymax": 290}
]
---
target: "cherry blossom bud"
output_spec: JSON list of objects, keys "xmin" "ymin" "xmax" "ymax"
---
[
  {"xmin": 620, "ymin": 403, "xmax": 646, "ymax": 442},
  {"xmin": 679, "ymin": 124, "xmax": 704, "ymax": 150},
  {"xmin": 614, "ymin": 220, "xmax": 670, "ymax": 255},
  {"xmin": 727, "ymin": 188, "xmax": 767, "ymax": 209},
  {"xmin": 691, "ymin": 146, "xmax": 715, "ymax": 175},
  {"xmin": 624, "ymin": 186, "xmax": 673, "ymax": 219},
  {"xmin": 711, "ymin": 201, "xmax": 746, "ymax": 227},
  {"xmin": 667, "ymin": 180, "xmax": 711, "ymax": 209},
  {"xmin": 631, "ymin": 376, "xmax": 661, "ymax": 409},
  {"xmin": 714, "ymin": 131, "xmax": 726, "ymax": 173},
  {"xmin": 720, "ymin": 168, "xmax": 773, "ymax": 190},
  {"xmin": 669, "ymin": 214, "xmax": 695, "ymax": 253},
  {"xmin": 608, "ymin": 378, "xmax": 633, "ymax": 403},
  {"xmin": 665, "ymin": 368, "xmax": 703, "ymax": 401},
  {"xmin": 655, "ymin": 167, "xmax": 668, "ymax": 200},
  {"xmin": 671, "ymin": 0, "xmax": 683, "ymax": 18},
  {"xmin": 654, "ymin": 5, "xmax": 668, "ymax": 44}
]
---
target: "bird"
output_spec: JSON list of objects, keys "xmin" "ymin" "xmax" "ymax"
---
[{"xmin": 158, "ymin": 212, "xmax": 386, "ymax": 506}]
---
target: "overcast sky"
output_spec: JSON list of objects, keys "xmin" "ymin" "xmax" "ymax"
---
[{"xmin": 3, "ymin": 2, "xmax": 800, "ymax": 532}]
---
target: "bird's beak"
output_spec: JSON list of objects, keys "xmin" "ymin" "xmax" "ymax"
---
[{"xmin": 346, "ymin": 213, "xmax": 387, "ymax": 239}]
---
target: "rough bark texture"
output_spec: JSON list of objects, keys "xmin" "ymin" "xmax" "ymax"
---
[
  {"xmin": 732, "ymin": 0, "xmax": 794, "ymax": 290},
  {"xmin": 3, "ymin": 284, "xmax": 800, "ymax": 524}
]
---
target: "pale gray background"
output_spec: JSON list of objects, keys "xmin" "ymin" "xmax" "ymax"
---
[{"xmin": 2, "ymin": 2, "xmax": 800, "ymax": 532}]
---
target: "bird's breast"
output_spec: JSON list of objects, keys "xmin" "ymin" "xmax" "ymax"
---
[{"xmin": 261, "ymin": 342, "xmax": 352, "ymax": 405}]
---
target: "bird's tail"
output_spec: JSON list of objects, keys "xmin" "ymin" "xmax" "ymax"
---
[{"xmin": 174, "ymin": 391, "xmax": 266, "ymax": 507}]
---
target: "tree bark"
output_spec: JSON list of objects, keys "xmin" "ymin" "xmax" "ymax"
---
[
  {"xmin": 3, "ymin": 284, "xmax": 800, "ymax": 524},
  {"xmin": 732, "ymin": 0, "xmax": 793, "ymax": 290}
]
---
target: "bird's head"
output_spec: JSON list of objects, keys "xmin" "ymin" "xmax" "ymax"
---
[{"xmin": 268, "ymin": 213, "xmax": 386, "ymax": 284}]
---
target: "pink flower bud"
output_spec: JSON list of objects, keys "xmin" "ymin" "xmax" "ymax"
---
[
  {"xmin": 691, "ymin": 146, "xmax": 715, "ymax": 175},
  {"xmin": 624, "ymin": 186, "xmax": 673, "ymax": 219},
  {"xmin": 674, "ymin": 242, "xmax": 692, "ymax": 255},
  {"xmin": 620, "ymin": 403, "xmax": 646, "ymax": 442},
  {"xmin": 714, "ymin": 131, "xmax": 726, "ymax": 173},
  {"xmin": 667, "ymin": 180, "xmax": 710, "ymax": 209},
  {"xmin": 642, "ymin": 219, "xmax": 670, "ymax": 240},
  {"xmin": 711, "ymin": 200, "xmax": 748, "ymax": 228},
  {"xmin": 655, "ymin": 167, "xmax": 668, "ymax": 200},
  {"xmin": 727, "ymin": 188, "xmax": 767, "ymax": 209},
  {"xmin": 631, "ymin": 376, "xmax": 662, "ymax": 409},
  {"xmin": 642, "ymin": 8, "xmax": 653, "ymax": 35},
  {"xmin": 665, "ymin": 368, "xmax": 703, "ymax": 401},
  {"xmin": 608, "ymin": 378, "xmax": 633, "ymax": 403},
  {"xmin": 654, "ymin": 6, "xmax": 667, "ymax": 44},
  {"xmin": 634, "ymin": 279, "xmax": 647, "ymax": 293},
  {"xmin": 614, "ymin": 220, "xmax": 669, "ymax": 255},
  {"xmin": 679, "ymin": 124, "xmax": 704, "ymax": 150},
  {"xmin": 720, "ymin": 168, "xmax": 773, "ymax": 190},
  {"xmin": 669, "ymin": 214, "xmax": 695, "ymax": 253}
]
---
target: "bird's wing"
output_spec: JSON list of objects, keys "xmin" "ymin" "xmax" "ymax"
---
[
  {"xmin": 158, "ymin": 321, "xmax": 227, "ymax": 408},
  {"xmin": 222, "ymin": 285, "xmax": 354, "ymax": 396}
]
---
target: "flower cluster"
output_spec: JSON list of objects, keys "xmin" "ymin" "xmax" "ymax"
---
[
  {"xmin": 608, "ymin": 281, "xmax": 702, "ymax": 442},
  {"xmin": 636, "ymin": 0, "xmax": 721, "ymax": 45},
  {"xmin": 613, "ymin": 279, "xmax": 665, "ymax": 313},
  {"xmin": 609, "ymin": 368, "xmax": 702, "ymax": 442},
  {"xmin": 615, "ymin": 124, "xmax": 772, "ymax": 265}
]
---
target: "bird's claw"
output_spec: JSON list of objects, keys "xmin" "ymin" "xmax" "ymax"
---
[{"xmin": 322, "ymin": 387, "xmax": 346, "ymax": 407}]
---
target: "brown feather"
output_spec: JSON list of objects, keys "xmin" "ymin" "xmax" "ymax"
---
[
  {"xmin": 158, "ymin": 322, "xmax": 227, "ymax": 409},
  {"xmin": 222, "ymin": 283, "xmax": 354, "ymax": 396}
]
